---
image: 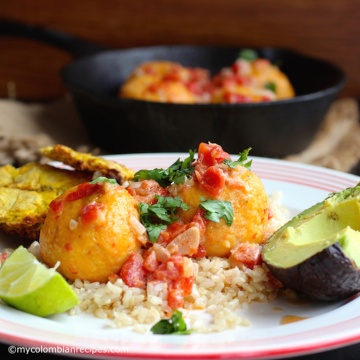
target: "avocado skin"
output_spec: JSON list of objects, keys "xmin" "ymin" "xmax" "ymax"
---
[{"xmin": 267, "ymin": 243, "xmax": 360, "ymax": 301}]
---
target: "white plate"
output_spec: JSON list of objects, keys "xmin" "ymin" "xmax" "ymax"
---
[{"xmin": 1, "ymin": 154, "xmax": 360, "ymax": 360}]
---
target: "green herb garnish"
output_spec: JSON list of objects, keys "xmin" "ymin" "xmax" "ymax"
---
[
  {"xmin": 133, "ymin": 150, "xmax": 195, "ymax": 188},
  {"xmin": 200, "ymin": 198, "xmax": 234, "ymax": 226},
  {"xmin": 223, "ymin": 147, "xmax": 252, "ymax": 170},
  {"xmin": 139, "ymin": 196, "xmax": 190, "ymax": 242},
  {"xmin": 264, "ymin": 82, "xmax": 277, "ymax": 93},
  {"xmin": 238, "ymin": 49, "xmax": 258, "ymax": 62},
  {"xmin": 150, "ymin": 310, "xmax": 192, "ymax": 335},
  {"xmin": 90, "ymin": 177, "xmax": 117, "ymax": 185}
]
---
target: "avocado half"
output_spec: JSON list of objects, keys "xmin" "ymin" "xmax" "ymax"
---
[{"xmin": 262, "ymin": 184, "xmax": 360, "ymax": 301}]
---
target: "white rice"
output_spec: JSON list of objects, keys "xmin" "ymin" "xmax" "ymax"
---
[{"xmin": 69, "ymin": 256, "xmax": 278, "ymax": 333}]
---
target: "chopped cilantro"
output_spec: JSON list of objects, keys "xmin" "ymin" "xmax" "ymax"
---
[
  {"xmin": 200, "ymin": 198, "xmax": 233, "ymax": 226},
  {"xmin": 238, "ymin": 49, "xmax": 258, "ymax": 62},
  {"xmin": 139, "ymin": 196, "xmax": 190, "ymax": 242},
  {"xmin": 264, "ymin": 82, "xmax": 277, "ymax": 93},
  {"xmin": 90, "ymin": 177, "xmax": 117, "ymax": 185},
  {"xmin": 150, "ymin": 310, "xmax": 192, "ymax": 335},
  {"xmin": 133, "ymin": 150, "xmax": 195, "ymax": 187},
  {"xmin": 223, "ymin": 147, "xmax": 252, "ymax": 170}
]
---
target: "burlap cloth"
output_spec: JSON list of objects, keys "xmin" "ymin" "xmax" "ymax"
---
[
  {"xmin": 0, "ymin": 97, "xmax": 359, "ymax": 173},
  {"xmin": 0, "ymin": 96, "xmax": 93, "ymax": 165}
]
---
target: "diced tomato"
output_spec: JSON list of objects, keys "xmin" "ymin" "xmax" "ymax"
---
[
  {"xmin": 0, "ymin": 252, "xmax": 9, "ymax": 265},
  {"xmin": 188, "ymin": 68, "xmax": 209, "ymax": 82},
  {"xmin": 211, "ymin": 74, "xmax": 223, "ymax": 87},
  {"xmin": 49, "ymin": 198, "xmax": 64, "ymax": 214},
  {"xmin": 186, "ymin": 81, "xmax": 204, "ymax": 96},
  {"xmin": 197, "ymin": 142, "xmax": 231, "ymax": 167},
  {"xmin": 120, "ymin": 252, "xmax": 147, "ymax": 288},
  {"xmin": 167, "ymin": 276, "xmax": 196, "ymax": 309},
  {"xmin": 267, "ymin": 207, "xmax": 273, "ymax": 220},
  {"xmin": 150, "ymin": 255, "xmax": 184, "ymax": 282},
  {"xmin": 157, "ymin": 220, "xmax": 187, "ymax": 246},
  {"xmin": 222, "ymin": 77, "xmax": 238, "ymax": 90},
  {"xmin": 147, "ymin": 82, "xmax": 161, "ymax": 93},
  {"xmin": 167, "ymin": 286, "xmax": 185, "ymax": 309},
  {"xmin": 178, "ymin": 273, "xmax": 194, "ymax": 295},
  {"xmin": 224, "ymin": 92, "xmax": 252, "ymax": 103},
  {"xmin": 192, "ymin": 244, "xmax": 206, "ymax": 258},
  {"xmin": 236, "ymin": 76, "xmax": 252, "ymax": 86},
  {"xmin": 143, "ymin": 65, "xmax": 156, "ymax": 75},
  {"xmin": 80, "ymin": 201, "xmax": 105, "ymax": 224},
  {"xmin": 66, "ymin": 182, "xmax": 103, "ymax": 202},
  {"xmin": 231, "ymin": 61, "xmax": 242, "ymax": 74},
  {"xmin": 50, "ymin": 182, "xmax": 104, "ymax": 217},
  {"xmin": 149, "ymin": 254, "xmax": 194, "ymax": 310},
  {"xmin": 163, "ymin": 70, "xmax": 183, "ymax": 82},
  {"xmin": 157, "ymin": 208, "xmax": 207, "ymax": 248},
  {"xmin": 190, "ymin": 209, "xmax": 207, "ymax": 237},
  {"xmin": 127, "ymin": 179, "xmax": 168, "ymax": 204},
  {"xmin": 199, "ymin": 166, "xmax": 225, "ymax": 197},
  {"xmin": 229, "ymin": 243, "xmax": 263, "ymax": 269},
  {"xmin": 142, "ymin": 249, "xmax": 159, "ymax": 272},
  {"xmin": 260, "ymin": 96, "xmax": 272, "ymax": 102}
]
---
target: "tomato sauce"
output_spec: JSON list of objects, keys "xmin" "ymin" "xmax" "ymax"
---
[
  {"xmin": 119, "ymin": 252, "xmax": 194, "ymax": 310},
  {"xmin": 194, "ymin": 142, "xmax": 231, "ymax": 197},
  {"xmin": 80, "ymin": 201, "xmax": 105, "ymax": 225},
  {"xmin": 229, "ymin": 243, "xmax": 263, "ymax": 269},
  {"xmin": 120, "ymin": 252, "xmax": 147, "ymax": 289},
  {"xmin": 149, "ymin": 255, "xmax": 194, "ymax": 309},
  {"xmin": 66, "ymin": 182, "xmax": 103, "ymax": 202},
  {"xmin": 127, "ymin": 179, "xmax": 168, "ymax": 204},
  {"xmin": 50, "ymin": 182, "xmax": 104, "ymax": 215}
]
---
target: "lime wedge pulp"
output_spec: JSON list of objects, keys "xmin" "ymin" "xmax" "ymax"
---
[{"xmin": 0, "ymin": 246, "xmax": 78, "ymax": 317}]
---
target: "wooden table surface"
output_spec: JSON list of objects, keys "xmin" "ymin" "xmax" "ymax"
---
[{"xmin": 0, "ymin": 0, "xmax": 359, "ymax": 101}]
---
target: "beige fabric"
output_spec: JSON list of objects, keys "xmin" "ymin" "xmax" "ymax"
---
[
  {"xmin": 285, "ymin": 98, "xmax": 360, "ymax": 172},
  {"xmin": 0, "ymin": 97, "xmax": 92, "ymax": 165}
]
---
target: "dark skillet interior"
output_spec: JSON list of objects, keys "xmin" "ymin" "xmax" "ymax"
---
[{"xmin": 61, "ymin": 45, "xmax": 346, "ymax": 157}]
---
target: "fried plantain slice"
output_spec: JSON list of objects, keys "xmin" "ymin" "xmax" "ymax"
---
[
  {"xmin": 40, "ymin": 144, "xmax": 135, "ymax": 184},
  {"xmin": 0, "ymin": 162, "xmax": 92, "ymax": 240},
  {"xmin": 0, "ymin": 188, "xmax": 57, "ymax": 240},
  {"xmin": 8, "ymin": 162, "xmax": 92, "ymax": 193},
  {"xmin": 0, "ymin": 164, "xmax": 18, "ymax": 187}
]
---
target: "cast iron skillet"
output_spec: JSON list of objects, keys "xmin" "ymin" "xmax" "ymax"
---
[{"xmin": 0, "ymin": 19, "xmax": 346, "ymax": 158}]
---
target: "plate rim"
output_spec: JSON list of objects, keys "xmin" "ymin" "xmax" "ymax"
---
[{"xmin": 1, "ymin": 153, "xmax": 360, "ymax": 359}]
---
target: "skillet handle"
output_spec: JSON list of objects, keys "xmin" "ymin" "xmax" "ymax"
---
[{"xmin": 0, "ymin": 19, "xmax": 107, "ymax": 58}]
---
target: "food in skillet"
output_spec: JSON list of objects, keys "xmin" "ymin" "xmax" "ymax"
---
[
  {"xmin": 120, "ymin": 60, "xmax": 211, "ymax": 103},
  {"xmin": 119, "ymin": 49, "xmax": 295, "ymax": 104},
  {"xmin": 211, "ymin": 49, "xmax": 295, "ymax": 103}
]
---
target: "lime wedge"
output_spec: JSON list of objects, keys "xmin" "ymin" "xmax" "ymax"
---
[{"xmin": 0, "ymin": 246, "xmax": 78, "ymax": 317}]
